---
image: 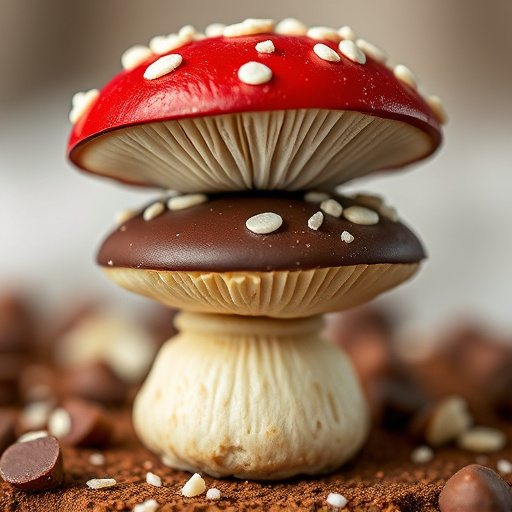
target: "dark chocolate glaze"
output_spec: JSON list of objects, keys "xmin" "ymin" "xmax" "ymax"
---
[{"xmin": 97, "ymin": 192, "xmax": 425, "ymax": 272}]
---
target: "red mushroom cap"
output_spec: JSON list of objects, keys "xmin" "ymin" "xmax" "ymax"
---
[{"xmin": 67, "ymin": 27, "xmax": 443, "ymax": 192}]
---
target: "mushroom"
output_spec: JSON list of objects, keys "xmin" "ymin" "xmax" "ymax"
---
[
  {"xmin": 67, "ymin": 19, "xmax": 444, "ymax": 479},
  {"xmin": 67, "ymin": 21, "xmax": 443, "ymax": 193}
]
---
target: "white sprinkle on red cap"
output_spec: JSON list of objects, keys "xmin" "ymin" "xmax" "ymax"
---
[
  {"xmin": 69, "ymin": 89, "xmax": 99, "ymax": 124},
  {"xmin": 425, "ymin": 94, "xmax": 448, "ymax": 124},
  {"xmin": 307, "ymin": 26, "xmax": 341, "ymax": 42},
  {"xmin": 275, "ymin": 18, "xmax": 307, "ymax": 35},
  {"xmin": 246, "ymin": 212, "xmax": 283, "ymax": 234},
  {"xmin": 144, "ymin": 54, "xmax": 182, "ymax": 80},
  {"xmin": 394, "ymin": 64, "xmax": 418, "ymax": 90},
  {"xmin": 343, "ymin": 205, "xmax": 379, "ymax": 225},
  {"xmin": 167, "ymin": 193, "xmax": 208, "ymax": 211},
  {"xmin": 121, "ymin": 44, "xmax": 153, "ymax": 71},
  {"xmin": 326, "ymin": 492, "xmax": 348, "ymax": 508},
  {"xmin": 308, "ymin": 211, "xmax": 324, "ymax": 230},
  {"xmin": 338, "ymin": 25, "xmax": 356, "ymax": 41},
  {"xmin": 181, "ymin": 473, "xmax": 206, "ymax": 497},
  {"xmin": 341, "ymin": 231, "xmax": 354, "ymax": 243},
  {"xmin": 313, "ymin": 43, "xmax": 340, "ymax": 63},
  {"xmin": 86, "ymin": 478, "xmax": 117, "ymax": 489},
  {"xmin": 205, "ymin": 23, "xmax": 226, "ymax": 37},
  {"xmin": 223, "ymin": 18, "xmax": 274, "ymax": 37},
  {"xmin": 149, "ymin": 34, "xmax": 182, "ymax": 55},
  {"xmin": 178, "ymin": 25, "xmax": 197, "ymax": 41},
  {"xmin": 320, "ymin": 199, "xmax": 343, "ymax": 218},
  {"xmin": 143, "ymin": 202, "xmax": 165, "ymax": 221},
  {"xmin": 355, "ymin": 39, "xmax": 387, "ymax": 63},
  {"xmin": 255, "ymin": 40, "xmax": 275, "ymax": 53},
  {"xmin": 238, "ymin": 61, "xmax": 272, "ymax": 85},
  {"xmin": 338, "ymin": 40, "xmax": 366, "ymax": 64}
]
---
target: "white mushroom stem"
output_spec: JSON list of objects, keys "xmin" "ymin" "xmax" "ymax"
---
[{"xmin": 133, "ymin": 312, "xmax": 369, "ymax": 480}]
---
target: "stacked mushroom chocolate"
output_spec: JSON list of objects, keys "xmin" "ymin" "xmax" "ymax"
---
[{"xmin": 67, "ymin": 18, "xmax": 445, "ymax": 479}]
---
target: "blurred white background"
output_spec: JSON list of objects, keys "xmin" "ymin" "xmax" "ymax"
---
[{"xmin": 1, "ymin": 0, "xmax": 511, "ymax": 332}]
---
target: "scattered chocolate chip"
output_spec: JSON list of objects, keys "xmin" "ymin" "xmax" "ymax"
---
[
  {"xmin": 0, "ymin": 435, "xmax": 63, "ymax": 491},
  {"xmin": 50, "ymin": 398, "xmax": 112, "ymax": 448},
  {"xmin": 64, "ymin": 362, "xmax": 128, "ymax": 406},
  {"xmin": 0, "ymin": 409, "xmax": 16, "ymax": 455},
  {"xmin": 439, "ymin": 464, "xmax": 512, "ymax": 512}
]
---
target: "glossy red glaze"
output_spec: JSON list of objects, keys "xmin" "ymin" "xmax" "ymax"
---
[{"xmin": 68, "ymin": 34, "xmax": 442, "ymax": 179}]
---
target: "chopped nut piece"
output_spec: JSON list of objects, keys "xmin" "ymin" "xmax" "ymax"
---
[
  {"xmin": 255, "ymin": 40, "xmax": 275, "ymax": 53},
  {"xmin": 457, "ymin": 426, "xmax": 507, "ymax": 453},
  {"xmin": 86, "ymin": 478, "xmax": 116, "ymax": 489},
  {"xmin": 338, "ymin": 40, "xmax": 366, "ymax": 64},
  {"xmin": 246, "ymin": 212, "xmax": 283, "ymax": 234},
  {"xmin": 320, "ymin": 199, "xmax": 343, "ymax": 218},
  {"xmin": 343, "ymin": 206, "xmax": 379, "ymax": 225},
  {"xmin": 341, "ymin": 231, "xmax": 354, "ymax": 243},
  {"xmin": 206, "ymin": 488, "xmax": 221, "ymax": 500},
  {"xmin": 238, "ymin": 61, "xmax": 273, "ymax": 85},
  {"xmin": 167, "ymin": 194, "xmax": 208, "ymax": 211},
  {"xmin": 308, "ymin": 211, "xmax": 324, "ymax": 230},
  {"xmin": 181, "ymin": 473, "xmax": 206, "ymax": 497},
  {"xmin": 143, "ymin": 202, "xmax": 165, "ymax": 221},
  {"xmin": 144, "ymin": 54, "xmax": 183, "ymax": 80},
  {"xmin": 313, "ymin": 43, "xmax": 340, "ymax": 62}
]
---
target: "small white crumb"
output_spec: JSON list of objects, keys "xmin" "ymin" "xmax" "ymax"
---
[
  {"xmin": 304, "ymin": 191, "xmax": 330, "ymax": 203},
  {"xmin": 394, "ymin": 64, "xmax": 418, "ymax": 90},
  {"xmin": 144, "ymin": 54, "xmax": 183, "ymax": 80},
  {"xmin": 205, "ymin": 23, "xmax": 226, "ymax": 37},
  {"xmin": 411, "ymin": 445, "xmax": 434, "ymax": 464},
  {"xmin": 20, "ymin": 401, "xmax": 54, "ymax": 430},
  {"xmin": 497, "ymin": 459, "xmax": 512, "ymax": 474},
  {"xmin": 143, "ymin": 460, "xmax": 153, "ymax": 470},
  {"xmin": 133, "ymin": 499, "xmax": 160, "ymax": 512},
  {"xmin": 115, "ymin": 209, "xmax": 137, "ymax": 226},
  {"xmin": 181, "ymin": 473, "xmax": 206, "ymax": 497},
  {"xmin": 326, "ymin": 492, "xmax": 348, "ymax": 508},
  {"xmin": 238, "ymin": 61, "xmax": 272, "ymax": 85},
  {"xmin": 86, "ymin": 478, "xmax": 117, "ymax": 489},
  {"xmin": 308, "ymin": 211, "xmax": 324, "ymax": 230},
  {"xmin": 48, "ymin": 408, "xmax": 72, "ymax": 439},
  {"xmin": 320, "ymin": 199, "xmax": 343, "ymax": 218},
  {"xmin": 307, "ymin": 26, "xmax": 340, "ymax": 42},
  {"xmin": 337, "ymin": 25, "xmax": 356, "ymax": 41},
  {"xmin": 341, "ymin": 231, "xmax": 354, "ymax": 243},
  {"xmin": 379, "ymin": 205, "xmax": 398, "ymax": 222},
  {"xmin": 143, "ymin": 202, "xmax": 165, "ymax": 221},
  {"xmin": 425, "ymin": 94, "xmax": 448, "ymax": 125},
  {"xmin": 89, "ymin": 453, "xmax": 105, "ymax": 466},
  {"xmin": 206, "ymin": 488, "xmax": 221, "ymax": 500},
  {"xmin": 457, "ymin": 426, "xmax": 507, "ymax": 453},
  {"xmin": 246, "ymin": 212, "xmax": 283, "ymax": 234},
  {"xmin": 255, "ymin": 40, "xmax": 275, "ymax": 53},
  {"xmin": 275, "ymin": 18, "xmax": 307, "ymax": 35},
  {"xmin": 17, "ymin": 430, "xmax": 49, "ymax": 443},
  {"xmin": 223, "ymin": 18, "xmax": 274, "ymax": 37},
  {"xmin": 338, "ymin": 40, "xmax": 366, "ymax": 64},
  {"xmin": 121, "ymin": 44, "xmax": 153, "ymax": 71},
  {"xmin": 69, "ymin": 89, "xmax": 99, "ymax": 124},
  {"xmin": 146, "ymin": 471, "xmax": 162, "ymax": 487},
  {"xmin": 167, "ymin": 193, "xmax": 208, "ymax": 211},
  {"xmin": 343, "ymin": 206, "xmax": 379, "ymax": 225},
  {"xmin": 313, "ymin": 43, "xmax": 340, "ymax": 63},
  {"xmin": 355, "ymin": 39, "xmax": 387, "ymax": 64},
  {"xmin": 107, "ymin": 260, "xmax": 114, "ymax": 266}
]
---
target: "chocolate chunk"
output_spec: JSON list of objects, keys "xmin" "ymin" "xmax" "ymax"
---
[
  {"xmin": 439, "ymin": 464, "xmax": 512, "ymax": 512},
  {"xmin": 0, "ymin": 435, "xmax": 63, "ymax": 491},
  {"xmin": 52, "ymin": 398, "xmax": 113, "ymax": 448},
  {"xmin": 0, "ymin": 409, "xmax": 16, "ymax": 455},
  {"xmin": 64, "ymin": 362, "xmax": 128, "ymax": 406},
  {"xmin": 0, "ymin": 294, "xmax": 33, "ymax": 353}
]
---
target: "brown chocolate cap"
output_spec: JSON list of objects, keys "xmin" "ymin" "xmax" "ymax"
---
[{"xmin": 98, "ymin": 192, "xmax": 425, "ymax": 273}]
